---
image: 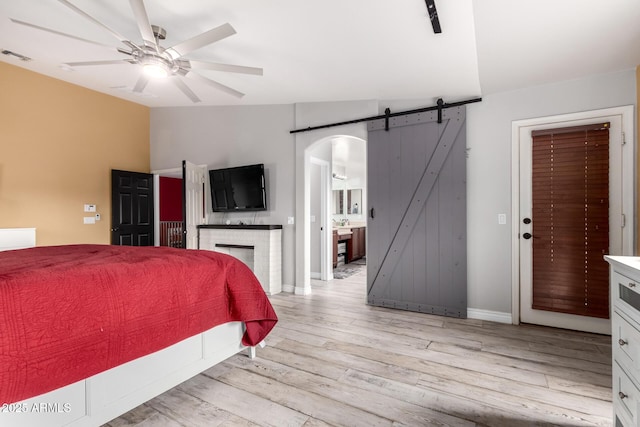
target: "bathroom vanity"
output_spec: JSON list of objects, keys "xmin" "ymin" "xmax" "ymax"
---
[{"xmin": 605, "ymin": 256, "xmax": 640, "ymax": 426}]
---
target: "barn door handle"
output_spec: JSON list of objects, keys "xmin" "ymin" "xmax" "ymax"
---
[
  {"xmin": 111, "ymin": 228, "xmax": 119, "ymax": 232},
  {"xmin": 370, "ymin": 207, "xmax": 375, "ymax": 219},
  {"xmin": 523, "ymin": 233, "xmax": 532, "ymax": 239}
]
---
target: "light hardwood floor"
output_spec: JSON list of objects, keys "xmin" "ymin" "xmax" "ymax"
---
[{"xmin": 105, "ymin": 265, "xmax": 613, "ymax": 427}]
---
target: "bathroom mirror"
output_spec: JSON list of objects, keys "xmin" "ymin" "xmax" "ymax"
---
[
  {"xmin": 347, "ymin": 189, "xmax": 362, "ymax": 215},
  {"xmin": 332, "ymin": 189, "xmax": 344, "ymax": 215}
]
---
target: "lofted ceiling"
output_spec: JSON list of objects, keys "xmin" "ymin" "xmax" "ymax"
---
[{"xmin": 0, "ymin": 0, "xmax": 638, "ymax": 108}]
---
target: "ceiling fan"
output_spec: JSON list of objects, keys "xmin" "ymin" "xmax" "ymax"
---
[{"xmin": 11, "ymin": 0, "xmax": 263, "ymax": 102}]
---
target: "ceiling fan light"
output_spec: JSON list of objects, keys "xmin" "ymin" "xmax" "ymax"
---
[{"xmin": 143, "ymin": 63, "xmax": 168, "ymax": 78}]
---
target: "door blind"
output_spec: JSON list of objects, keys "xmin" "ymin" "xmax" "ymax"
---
[{"xmin": 530, "ymin": 123, "xmax": 610, "ymax": 319}]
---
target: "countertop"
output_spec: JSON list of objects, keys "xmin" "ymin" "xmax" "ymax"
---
[
  {"xmin": 332, "ymin": 223, "xmax": 366, "ymax": 235},
  {"xmin": 198, "ymin": 224, "xmax": 282, "ymax": 230}
]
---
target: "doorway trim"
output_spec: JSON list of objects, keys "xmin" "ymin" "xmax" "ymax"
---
[
  {"xmin": 295, "ymin": 131, "xmax": 368, "ymax": 295},
  {"xmin": 151, "ymin": 167, "xmax": 182, "ymax": 246},
  {"xmin": 511, "ymin": 105, "xmax": 635, "ymax": 326},
  {"xmin": 293, "ymin": 100, "xmax": 378, "ymax": 296},
  {"xmin": 310, "ymin": 156, "xmax": 332, "ymax": 281}
]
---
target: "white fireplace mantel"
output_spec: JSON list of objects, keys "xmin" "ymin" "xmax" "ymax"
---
[{"xmin": 197, "ymin": 225, "xmax": 282, "ymax": 295}]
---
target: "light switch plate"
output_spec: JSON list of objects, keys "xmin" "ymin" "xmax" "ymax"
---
[
  {"xmin": 287, "ymin": 217, "xmax": 295, "ymax": 225},
  {"xmin": 83, "ymin": 216, "xmax": 96, "ymax": 224},
  {"xmin": 498, "ymin": 213, "xmax": 507, "ymax": 225},
  {"xmin": 84, "ymin": 204, "xmax": 96, "ymax": 212}
]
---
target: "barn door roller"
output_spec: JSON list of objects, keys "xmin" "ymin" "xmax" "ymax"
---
[{"xmin": 424, "ymin": 0, "xmax": 442, "ymax": 34}]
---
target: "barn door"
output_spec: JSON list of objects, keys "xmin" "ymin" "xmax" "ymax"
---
[
  {"xmin": 367, "ymin": 106, "xmax": 467, "ymax": 317},
  {"xmin": 182, "ymin": 160, "xmax": 207, "ymax": 249}
]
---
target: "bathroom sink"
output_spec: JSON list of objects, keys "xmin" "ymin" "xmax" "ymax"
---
[{"xmin": 333, "ymin": 226, "xmax": 353, "ymax": 235}]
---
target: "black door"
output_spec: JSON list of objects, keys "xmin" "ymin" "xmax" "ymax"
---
[{"xmin": 111, "ymin": 169, "xmax": 154, "ymax": 246}]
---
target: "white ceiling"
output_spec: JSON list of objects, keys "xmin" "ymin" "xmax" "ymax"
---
[{"xmin": 0, "ymin": 0, "xmax": 638, "ymax": 108}]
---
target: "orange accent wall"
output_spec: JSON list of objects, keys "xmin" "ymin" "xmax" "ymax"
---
[{"xmin": 0, "ymin": 62, "xmax": 150, "ymax": 246}]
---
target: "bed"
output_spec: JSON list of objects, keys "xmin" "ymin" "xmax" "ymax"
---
[{"xmin": 0, "ymin": 244, "xmax": 278, "ymax": 427}]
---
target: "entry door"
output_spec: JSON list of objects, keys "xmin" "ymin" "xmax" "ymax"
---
[
  {"xmin": 182, "ymin": 160, "xmax": 207, "ymax": 249},
  {"xmin": 519, "ymin": 118, "xmax": 624, "ymax": 334},
  {"xmin": 111, "ymin": 169, "xmax": 154, "ymax": 245},
  {"xmin": 367, "ymin": 106, "xmax": 467, "ymax": 317}
]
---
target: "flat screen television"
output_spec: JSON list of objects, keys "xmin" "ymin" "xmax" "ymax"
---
[{"xmin": 209, "ymin": 163, "xmax": 267, "ymax": 212}]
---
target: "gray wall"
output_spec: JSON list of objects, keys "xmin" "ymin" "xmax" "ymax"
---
[
  {"xmin": 150, "ymin": 104, "xmax": 296, "ymax": 287},
  {"xmin": 465, "ymin": 68, "xmax": 637, "ymax": 314},
  {"xmin": 149, "ymin": 68, "xmax": 637, "ymax": 317}
]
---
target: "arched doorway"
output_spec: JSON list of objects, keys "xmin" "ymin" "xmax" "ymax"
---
[
  {"xmin": 294, "ymin": 126, "xmax": 369, "ymax": 295},
  {"xmin": 308, "ymin": 136, "xmax": 367, "ymax": 283}
]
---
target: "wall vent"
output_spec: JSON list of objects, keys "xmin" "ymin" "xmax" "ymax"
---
[{"xmin": 1, "ymin": 49, "xmax": 32, "ymax": 62}]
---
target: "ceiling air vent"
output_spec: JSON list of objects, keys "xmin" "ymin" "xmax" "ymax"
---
[{"xmin": 1, "ymin": 50, "xmax": 32, "ymax": 62}]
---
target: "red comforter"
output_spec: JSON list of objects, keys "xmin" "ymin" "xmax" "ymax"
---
[{"xmin": 0, "ymin": 245, "xmax": 278, "ymax": 404}]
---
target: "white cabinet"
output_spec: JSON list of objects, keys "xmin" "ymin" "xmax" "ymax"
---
[{"xmin": 606, "ymin": 256, "xmax": 640, "ymax": 426}]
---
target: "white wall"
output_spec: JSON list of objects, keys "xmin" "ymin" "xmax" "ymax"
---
[
  {"xmin": 466, "ymin": 68, "xmax": 637, "ymax": 315},
  {"xmin": 150, "ymin": 104, "xmax": 296, "ymax": 287}
]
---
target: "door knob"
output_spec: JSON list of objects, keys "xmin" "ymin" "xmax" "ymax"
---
[{"xmin": 523, "ymin": 233, "xmax": 532, "ymax": 239}]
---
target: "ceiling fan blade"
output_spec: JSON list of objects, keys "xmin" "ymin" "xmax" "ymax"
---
[
  {"xmin": 172, "ymin": 78, "xmax": 201, "ymax": 103},
  {"xmin": 11, "ymin": 18, "xmax": 132, "ymax": 56},
  {"xmin": 57, "ymin": 0, "xmax": 139, "ymax": 51},
  {"xmin": 128, "ymin": 0, "xmax": 157, "ymax": 50},
  {"xmin": 132, "ymin": 75, "xmax": 149, "ymax": 93},
  {"xmin": 9, "ymin": 18, "xmax": 105, "ymax": 49},
  {"xmin": 186, "ymin": 71, "xmax": 244, "ymax": 98},
  {"xmin": 165, "ymin": 23, "xmax": 236, "ymax": 60},
  {"xmin": 188, "ymin": 60, "xmax": 263, "ymax": 76},
  {"xmin": 64, "ymin": 59, "xmax": 133, "ymax": 66}
]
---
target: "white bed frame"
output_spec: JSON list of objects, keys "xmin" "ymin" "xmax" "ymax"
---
[
  {"xmin": 0, "ymin": 229, "xmax": 259, "ymax": 426},
  {"xmin": 1, "ymin": 321, "xmax": 255, "ymax": 427},
  {"xmin": 0, "ymin": 227, "xmax": 36, "ymax": 251}
]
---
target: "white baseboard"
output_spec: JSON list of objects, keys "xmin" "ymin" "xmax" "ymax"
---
[
  {"xmin": 310, "ymin": 272, "xmax": 321, "ymax": 280},
  {"xmin": 282, "ymin": 283, "xmax": 313, "ymax": 295},
  {"xmin": 467, "ymin": 308, "xmax": 512, "ymax": 324},
  {"xmin": 281, "ymin": 284, "xmax": 295, "ymax": 293},
  {"xmin": 294, "ymin": 285, "xmax": 312, "ymax": 295}
]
